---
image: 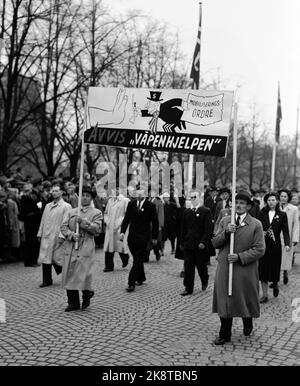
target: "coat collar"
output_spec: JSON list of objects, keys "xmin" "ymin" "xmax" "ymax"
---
[
  {"xmin": 81, "ymin": 205, "xmax": 91, "ymax": 213},
  {"xmin": 50, "ymin": 198, "xmax": 64, "ymax": 208}
]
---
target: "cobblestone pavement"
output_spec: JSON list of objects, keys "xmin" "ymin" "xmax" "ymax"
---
[{"xmin": 0, "ymin": 245, "xmax": 300, "ymax": 366}]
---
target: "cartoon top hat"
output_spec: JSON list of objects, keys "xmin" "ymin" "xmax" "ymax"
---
[{"xmin": 147, "ymin": 91, "xmax": 163, "ymax": 102}]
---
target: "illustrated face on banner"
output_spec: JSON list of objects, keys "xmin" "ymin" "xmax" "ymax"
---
[{"xmin": 146, "ymin": 100, "xmax": 160, "ymax": 115}]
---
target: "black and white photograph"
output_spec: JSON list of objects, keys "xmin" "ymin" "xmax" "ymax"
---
[{"xmin": 0, "ymin": 0, "xmax": 300, "ymax": 375}]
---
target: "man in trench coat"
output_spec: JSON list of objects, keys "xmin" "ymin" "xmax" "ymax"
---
[
  {"xmin": 60, "ymin": 186, "xmax": 102, "ymax": 312},
  {"xmin": 212, "ymin": 190, "xmax": 265, "ymax": 345},
  {"xmin": 37, "ymin": 184, "xmax": 71, "ymax": 287},
  {"xmin": 103, "ymin": 189, "xmax": 130, "ymax": 271}
]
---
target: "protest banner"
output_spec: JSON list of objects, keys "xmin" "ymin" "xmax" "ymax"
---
[{"xmin": 84, "ymin": 87, "xmax": 234, "ymax": 157}]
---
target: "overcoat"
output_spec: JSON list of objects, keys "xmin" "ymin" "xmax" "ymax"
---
[
  {"xmin": 212, "ymin": 214, "xmax": 265, "ymax": 318},
  {"xmin": 37, "ymin": 198, "xmax": 71, "ymax": 265},
  {"xmin": 162, "ymin": 201, "xmax": 177, "ymax": 240},
  {"xmin": 60, "ymin": 206, "xmax": 102, "ymax": 291},
  {"xmin": 214, "ymin": 207, "xmax": 231, "ymax": 234},
  {"xmin": 280, "ymin": 204, "xmax": 299, "ymax": 271},
  {"xmin": 103, "ymin": 195, "xmax": 129, "ymax": 253},
  {"xmin": 147, "ymin": 197, "xmax": 164, "ymax": 251},
  {"xmin": 258, "ymin": 209, "xmax": 290, "ymax": 282},
  {"xmin": 181, "ymin": 206, "xmax": 213, "ymax": 252},
  {"xmin": 121, "ymin": 199, "xmax": 158, "ymax": 246},
  {"xmin": 7, "ymin": 198, "xmax": 20, "ymax": 248}
]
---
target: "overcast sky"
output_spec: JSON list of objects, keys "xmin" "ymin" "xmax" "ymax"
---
[{"xmin": 113, "ymin": 0, "xmax": 300, "ymax": 139}]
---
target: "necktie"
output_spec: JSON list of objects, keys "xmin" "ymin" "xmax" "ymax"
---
[{"xmin": 236, "ymin": 215, "xmax": 241, "ymax": 226}]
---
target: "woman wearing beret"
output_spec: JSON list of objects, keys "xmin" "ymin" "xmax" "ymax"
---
[
  {"xmin": 258, "ymin": 192, "xmax": 290, "ymax": 303},
  {"xmin": 60, "ymin": 186, "xmax": 103, "ymax": 312}
]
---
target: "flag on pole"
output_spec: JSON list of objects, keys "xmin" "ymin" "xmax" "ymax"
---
[
  {"xmin": 190, "ymin": 3, "xmax": 202, "ymax": 89},
  {"xmin": 275, "ymin": 83, "xmax": 282, "ymax": 144}
]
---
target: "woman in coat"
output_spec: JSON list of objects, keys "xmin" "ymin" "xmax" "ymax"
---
[
  {"xmin": 258, "ymin": 192, "xmax": 290, "ymax": 303},
  {"xmin": 7, "ymin": 194, "xmax": 21, "ymax": 252},
  {"xmin": 60, "ymin": 186, "xmax": 102, "ymax": 312},
  {"xmin": 278, "ymin": 189, "xmax": 299, "ymax": 284}
]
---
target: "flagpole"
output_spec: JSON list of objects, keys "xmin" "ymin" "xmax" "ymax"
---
[
  {"xmin": 228, "ymin": 102, "xmax": 238, "ymax": 296},
  {"xmin": 271, "ymin": 83, "xmax": 281, "ymax": 191},
  {"xmin": 292, "ymin": 96, "xmax": 300, "ymax": 188},
  {"xmin": 270, "ymin": 141, "xmax": 276, "ymax": 191},
  {"xmin": 75, "ymin": 98, "xmax": 88, "ymax": 250},
  {"xmin": 188, "ymin": 2, "xmax": 202, "ymax": 194}
]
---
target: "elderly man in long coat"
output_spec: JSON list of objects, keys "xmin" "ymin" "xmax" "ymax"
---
[
  {"xmin": 60, "ymin": 186, "xmax": 102, "ymax": 312},
  {"xmin": 212, "ymin": 190, "xmax": 265, "ymax": 345},
  {"xmin": 103, "ymin": 189, "xmax": 130, "ymax": 271},
  {"xmin": 37, "ymin": 184, "xmax": 71, "ymax": 287}
]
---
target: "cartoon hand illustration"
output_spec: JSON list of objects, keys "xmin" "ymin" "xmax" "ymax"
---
[{"xmin": 89, "ymin": 88, "xmax": 128, "ymax": 126}]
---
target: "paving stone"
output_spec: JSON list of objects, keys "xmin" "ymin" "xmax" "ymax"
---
[{"xmin": 1, "ymin": 246, "xmax": 300, "ymax": 366}]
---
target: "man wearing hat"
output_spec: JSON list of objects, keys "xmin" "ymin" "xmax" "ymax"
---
[
  {"xmin": 60, "ymin": 185, "xmax": 103, "ymax": 311},
  {"xmin": 212, "ymin": 190, "xmax": 265, "ymax": 345}
]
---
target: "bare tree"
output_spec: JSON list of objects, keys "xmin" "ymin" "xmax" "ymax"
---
[{"xmin": 0, "ymin": 0, "xmax": 47, "ymax": 172}]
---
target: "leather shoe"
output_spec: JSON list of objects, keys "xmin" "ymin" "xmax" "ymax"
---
[
  {"xmin": 126, "ymin": 286, "xmax": 135, "ymax": 292},
  {"xmin": 273, "ymin": 285, "xmax": 279, "ymax": 298},
  {"xmin": 243, "ymin": 325, "xmax": 253, "ymax": 336},
  {"xmin": 202, "ymin": 282, "xmax": 208, "ymax": 291},
  {"xmin": 283, "ymin": 272, "xmax": 288, "ymax": 285},
  {"xmin": 136, "ymin": 282, "xmax": 144, "ymax": 286},
  {"xmin": 214, "ymin": 337, "xmax": 230, "ymax": 345},
  {"xmin": 82, "ymin": 291, "xmax": 94, "ymax": 310},
  {"xmin": 269, "ymin": 283, "xmax": 274, "ymax": 288},
  {"xmin": 103, "ymin": 268, "xmax": 113, "ymax": 272},
  {"xmin": 64, "ymin": 304, "xmax": 80, "ymax": 312},
  {"xmin": 39, "ymin": 282, "xmax": 53, "ymax": 288},
  {"xmin": 180, "ymin": 290, "xmax": 193, "ymax": 296},
  {"xmin": 259, "ymin": 296, "xmax": 268, "ymax": 303}
]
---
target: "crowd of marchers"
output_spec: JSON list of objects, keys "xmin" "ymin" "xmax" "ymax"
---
[{"xmin": 1, "ymin": 168, "xmax": 300, "ymax": 345}]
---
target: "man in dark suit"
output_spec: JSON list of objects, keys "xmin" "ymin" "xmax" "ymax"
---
[
  {"xmin": 120, "ymin": 187, "xmax": 158, "ymax": 292},
  {"xmin": 180, "ymin": 190, "xmax": 213, "ymax": 296}
]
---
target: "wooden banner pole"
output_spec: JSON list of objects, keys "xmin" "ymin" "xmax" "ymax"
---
[
  {"xmin": 75, "ymin": 100, "xmax": 88, "ymax": 250},
  {"xmin": 228, "ymin": 102, "xmax": 238, "ymax": 296}
]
